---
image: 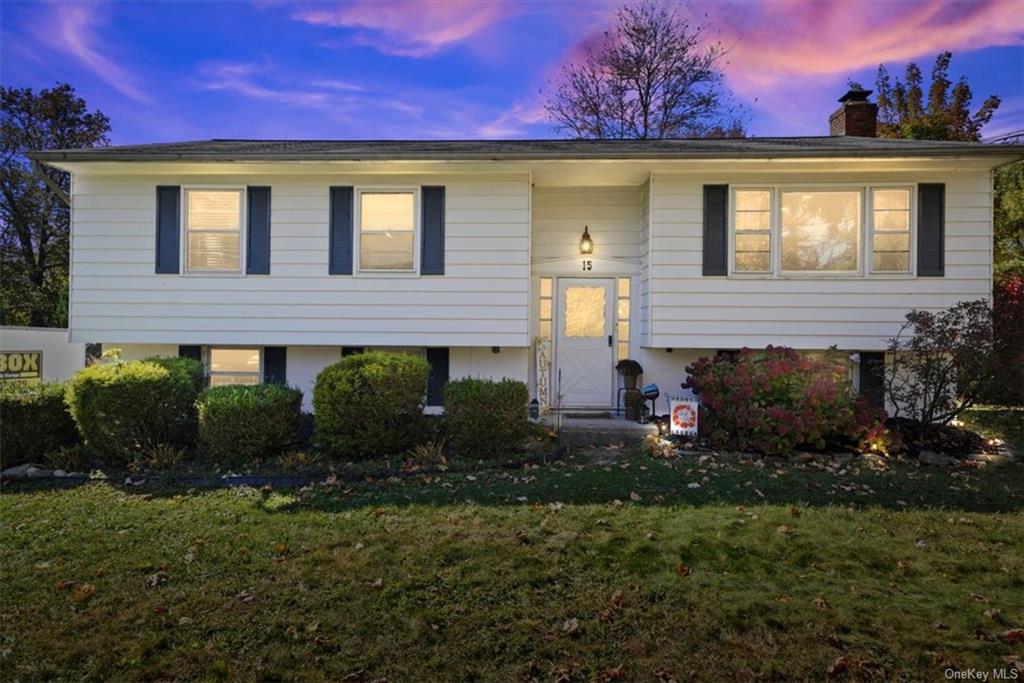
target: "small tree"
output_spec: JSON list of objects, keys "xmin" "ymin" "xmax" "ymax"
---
[
  {"xmin": 884, "ymin": 300, "xmax": 997, "ymax": 423},
  {"xmin": 872, "ymin": 52, "xmax": 1000, "ymax": 142},
  {"xmin": 543, "ymin": 0, "xmax": 744, "ymax": 139}
]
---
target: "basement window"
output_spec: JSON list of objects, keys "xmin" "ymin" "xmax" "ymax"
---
[{"xmin": 209, "ymin": 348, "xmax": 261, "ymax": 386}]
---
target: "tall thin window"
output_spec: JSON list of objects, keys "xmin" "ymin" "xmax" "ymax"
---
[
  {"xmin": 872, "ymin": 188, "xmax": 911, "ymax": 272},
  {"xmin": 733, "ymin": 190, "xmax": 771, "ymax": 273},
  {"xmin": 539, "ymin": 277, "xmax": 553, "ymax": 339},
  {"xmin": 616, "ymin": 277, "xmax": 630, "ymax": 362}
]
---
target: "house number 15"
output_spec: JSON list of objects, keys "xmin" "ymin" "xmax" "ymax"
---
[{"xmin": 581, "ymin": 259, "xmax": 593, "ymax": 271}]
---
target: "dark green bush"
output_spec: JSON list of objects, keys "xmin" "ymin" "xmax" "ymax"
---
[
  {"xmin": 313, "ymin": 351, "xmax": 429, "ymax": 458},
  {"xmin": 0, "ymin": 382, "xmax": 78, "ymax": 467},
  {"xmin": 65, "ymin": 357, "xmax": 204, "ymax": 465},
  {"xmin": 443, "ymin": 378, "xmax": 530, "ymax": 458},
  {"xmin": 199, "ymin": 384, "xmax": 303, "ymax": 464}
]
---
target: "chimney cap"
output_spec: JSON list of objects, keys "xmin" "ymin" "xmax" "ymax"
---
[{"xmin": 838, "ymin": 87, "xmax": 872, "ymax": 103}]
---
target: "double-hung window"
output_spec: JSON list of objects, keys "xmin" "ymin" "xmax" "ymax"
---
[
  {"xmin": 185, "ymin": 189, "xmax": 244, "ymax": 272},
  {"xmin": 209, "ymin": 348, "xmax": 261, "ymax": 386},
  {"xmin": 870, "ymin": 188, "xmax": 912, "ymax": 272},
  {"xmin": 358, "ymin": 190, "xmax": 416, "ymax": 272},
  {"xmin": 733, "ymin": 190, "xmax": 772, "ymax": 273}
]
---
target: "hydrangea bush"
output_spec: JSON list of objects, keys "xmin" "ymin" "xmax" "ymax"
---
[{"xmin": 684, "ymin": 346, "xmax": 881, "ymax": 455}]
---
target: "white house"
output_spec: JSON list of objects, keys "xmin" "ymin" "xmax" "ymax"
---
[{"xmin": 32, "ymin": 91, "xmax": 1024, "ymax": 413}]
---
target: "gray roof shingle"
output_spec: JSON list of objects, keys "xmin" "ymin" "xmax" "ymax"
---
[{"xmin": 30, "ymin": 137, "xmax": 1024, "ymax": 162}]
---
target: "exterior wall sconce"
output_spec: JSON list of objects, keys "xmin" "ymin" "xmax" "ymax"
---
[{"xmin": 578, "ymin": 225, "xmax": 594, "ymax": 255}]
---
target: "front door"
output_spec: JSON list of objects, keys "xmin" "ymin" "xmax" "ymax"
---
[{"xmin": 556, "ymin": 278, "xmax": 614, "ymax": 408}]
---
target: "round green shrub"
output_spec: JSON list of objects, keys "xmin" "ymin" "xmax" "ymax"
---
[
  {"xmin": 0, "ymin": 382, "xmax": 78, "ymax": 467},
  {"xmin": 198, "ymin": 384, "xmax": 303, "ymax": 465},
  {"xmin": 313, "ymin": 351, "xmax": 429, "ymax": 459},
  {"xmin": 443, "ymin": 378, "xmax": 530, "ymax": 458},
  {"xmin": 65, "ymin": 357, "xmax": 204, "ymax": 465}
]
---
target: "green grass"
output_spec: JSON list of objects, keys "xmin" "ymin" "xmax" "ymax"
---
[
  {"xmin": 2, "ymin": 449, "xmax": 1023, "ymax": 681},
  {"xmin": 962, "ymin": 404, "xmax": 1024, "ymax": 451}
]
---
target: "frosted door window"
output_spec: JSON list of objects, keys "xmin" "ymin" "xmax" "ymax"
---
[{"xmin": 564, "ymin": 286, "xmax": 606, "ymax": 338}]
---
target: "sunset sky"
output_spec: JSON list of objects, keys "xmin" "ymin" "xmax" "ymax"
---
[{"xmin": 2, "ymin": 0, "xmax": 1022, "ymax": 143}]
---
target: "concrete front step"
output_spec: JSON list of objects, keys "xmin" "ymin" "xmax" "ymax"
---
[{"xmin": 545, "ymin": 415, "xmax": 659, "ymax": 446}]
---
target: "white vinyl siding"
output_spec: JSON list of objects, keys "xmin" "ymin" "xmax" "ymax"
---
[
  {"xmin": 649, "ymin": 167, "xmax": 992, "ymax": 350},
  {"xmin": 69, "ymin": 173, "xmax": 531, "ymax": 347}
]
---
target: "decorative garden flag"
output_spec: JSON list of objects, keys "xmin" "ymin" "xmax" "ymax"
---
[{"xmin": 669, "ymin": 397, "xmax": 699, "ymax": 436}]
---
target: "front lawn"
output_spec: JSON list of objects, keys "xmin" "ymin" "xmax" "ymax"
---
[{"xmin": 2, "ymin": 450, "xmax": 1023, "ymax": 681}]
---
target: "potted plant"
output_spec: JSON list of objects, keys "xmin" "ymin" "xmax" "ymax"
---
[
  {"xmin": 615, "ymin": 359, "xmax": 643, "ymax": 390},
  {"xmin": 624, "ymin": 389, "xmax": 645, "ymax": 422}
]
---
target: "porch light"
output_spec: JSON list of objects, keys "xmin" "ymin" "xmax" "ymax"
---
[{"xmin": 578, "ymin": 226, "xmax": 594, "ymax": 255}]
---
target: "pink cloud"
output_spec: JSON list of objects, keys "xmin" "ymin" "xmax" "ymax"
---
[
  {"xmin": 292, "ymin": 0, "xmax": 514, "ymax": 57},
  {"xmin": 714, "ymin": 0, "xmax": 1022, "ymax": 96},
  {"xmin": 35, "ymin": 2, "xmax": 152, "ymax": 104}
]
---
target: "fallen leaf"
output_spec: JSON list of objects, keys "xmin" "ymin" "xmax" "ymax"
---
[
  {"xmin": 985, "ymin": 608, "xmax": 1001, "ymax": 620},
  {"xmin": 777, "ymin": 524, "xmax": 796, "ymax": 535},
  {"xmin": 184, "ymin": 546, "xmax": 198, "ymax": 564},
  {"xmin": 597, "ymin": 664, "xmax": 626, "ymax": 681},
  {"xmin": 53, "ymin": 580, "xmax": 75, "ymax": 593},
  {"xmin": 826, "ymin": 656, "xmax": 847, "ymax": 678},
  {"xmin": 1000, "ymin": 629, "xmax": 1024, "ymax": 644},
  {"xmin": 563, "ymin": 617, "xmax": 579, "ymax": 635},
  {"xmin": 813, "ymin": 597, "xmax": 832, "ymax": 611},
  {"xmin": 675, "ymin": 563, "xmax": 690, "ymax": 578},
  {"xmin": 146, "ymin": 571, "xmax": 168, "ymax": 588},
  {"xmin": 370, "ymin": 578, "xmax": 384, "ymax": 590},
  {"xmin": 629, "ymin": 491, "xmax": 642, "ymax": 502},
  {"xmin": 789, "ymin": 506, "xmax": 802, "ymax": 517},
  {"xmin": 653, "ymin": 669, "xmax": 678, "ymax": 683},
  {"xmin": 71, "ymin": 583, "xmax": 96, "ymax": 603}
]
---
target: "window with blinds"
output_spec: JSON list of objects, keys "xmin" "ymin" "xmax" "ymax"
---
[{"xmin": 185, "ymin": 189, "xmax": 243, "ymax": 272}]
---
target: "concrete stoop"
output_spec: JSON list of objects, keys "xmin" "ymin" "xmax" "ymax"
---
[{"xmin": 546, "ymin": 415, "xmax": 658, "ymax": 446}]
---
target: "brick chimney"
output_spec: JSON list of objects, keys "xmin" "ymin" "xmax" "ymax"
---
[{"xmin": 829, "ymin": 87, "xmax": 878, "ymax": 137}]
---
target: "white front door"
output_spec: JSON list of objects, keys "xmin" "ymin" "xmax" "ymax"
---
[{"xmin": 556, "ymin": 278, "xmax": 615, "ymax": 408}]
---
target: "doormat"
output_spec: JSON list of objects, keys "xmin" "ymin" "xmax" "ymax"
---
[{"xmin": 564, "ymin": 412, "xmax": 613, "ymax": 419}]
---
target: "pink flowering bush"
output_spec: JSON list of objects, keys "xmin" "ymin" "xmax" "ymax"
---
[{"xmin": 684, "ymin": 346, "xmax": 882, "ymax": 456}]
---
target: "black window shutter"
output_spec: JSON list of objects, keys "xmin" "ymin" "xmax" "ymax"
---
[
  {"xmin": 703, "ymin": 185, "xmax": 728, "ymax": 276},
  {"xmin": 247, "ymin": 187, "xmax": 271, "ymax": 274},
  {"xmin": 178, "ymin": 345, "xmax": 201, "ymax": 361},
  {"xmin": 859, "ymin": 352, "xmax": 885, "ymax": 409},
  {"xmin": 421, "ymin": 186, "xmax": 445, "ymax": 275},
  {"xmin": 329, "ymin": 187, "xmax": 354, "ymax": 275},
  {"xmin": 263, "ymin": 347, "xmax": 287, "ymax": 384},
  {"xmin": 156, "ymin": 186, "xmax": 181, "ymax": 273},
  {"xmin": 341, "ymin": 347, "xmax": 364, "ymax": 357},
  {"xmin": 425, "ymin": 348, "xmax": 449, "ymax": 406},
  {"xmin": 917, "ymin": 183, "xmax": 945, "ymax": 277}
]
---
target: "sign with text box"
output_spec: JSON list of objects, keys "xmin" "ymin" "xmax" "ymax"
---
[{"xmin": 0, "ymin": 351, "xmax": 42, "ymax": 386}]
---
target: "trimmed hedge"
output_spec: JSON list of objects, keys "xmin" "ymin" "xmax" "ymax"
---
[
  {"xmin": 443, "ymin": 378, "xmax": 530, "ymax": 458},
  {"xmin": 65, "ymin": 357, "xmax": 204, "ymax": 465},
  {"xmin": 313, "ymin": 351, "xmax": 429, "ymax": 459},
  {"xmin": 198, "ymin": 384, "xmax": 303, "ymax": 464},
  {"xmin": 0, "ymin": 382, "xmax": 78, "ymax": 467}
]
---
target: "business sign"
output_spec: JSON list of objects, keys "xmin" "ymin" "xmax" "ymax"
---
[
  {"xmin": 0, "ymin": 351, "xmax": 42, "ymax": 386},
  {"xmin": 669, "ymin": 397, "xmax": 699, "ymax": 436}
]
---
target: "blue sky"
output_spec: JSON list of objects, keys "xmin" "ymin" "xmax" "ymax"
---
[{"xmin": 2, "ymin": 0, "xmax": 1022, "ymax": 144}]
